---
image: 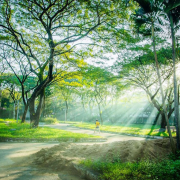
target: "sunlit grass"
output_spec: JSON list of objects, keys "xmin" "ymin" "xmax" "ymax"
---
[
  {"xmin": 0, "ymin": 118, "xmax": 20, "ymax": 123},
  {"xmin": 67, "ymin": 121, "xmax": 175, "ymax": 137},
  {"xmin": 80, "ymin": 157, "xmax": 180, "ymax": 180},
  {"xmin": 0, "ymin": 121, "xmax": 101, "ymax": 141}
]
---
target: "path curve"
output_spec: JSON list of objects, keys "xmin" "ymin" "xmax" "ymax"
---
[
  {"xmin": 0, "ymin": 123, "xmax": 148, "ymax": 180},
  {"xmin": 42, "ymin": 123, "xmax": 148, "ymax": 143}
]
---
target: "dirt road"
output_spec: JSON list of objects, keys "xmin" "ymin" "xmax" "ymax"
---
[
  {"xmin": 42, "ymin": 123, "xmax": 148, "ymax": 143},
  {"xmin": 0, "ymin": 124, "xmax": 151, "ymax": 180}
]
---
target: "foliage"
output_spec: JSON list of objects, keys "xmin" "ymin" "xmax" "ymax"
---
[
  {"xmin": 0, "ymin": 0, "xmax": 130, "ymax": 127},
  {"xmin": 168, "ymin": 150, "xmax": 180, "ymax": 161},
  {"xmin": 80, "ymin": 158, "xmax": 180, "ymax": 180},
  {"xmin": 121, "ymin": 47, "xmax": 174, "ymax": 70},
  {"xmin": 40, "ymin": 117, "xmax": 58, "ymax": 124},
  {"xmin": 0, "ymin": 121, "xmax": 101, "ymax": 141}
]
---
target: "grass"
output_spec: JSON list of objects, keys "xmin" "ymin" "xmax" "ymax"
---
[
  {"xmin": 0, "ymin": 118, "xmax": 175, "ymax": 141},
  {"xmin": 0, "ymin": 119, "xmax": 101, "ymax": 142},
  {"xmin": 80, "ymin": 154, "xmax": 180, "ymax": 180},
  {"xmin": 64, "ymin": 121, "xmax": 176, "ymax": 137},
  {"xmin": 0, "ymin": 118, "xmax": 21, "ymax": 123}
]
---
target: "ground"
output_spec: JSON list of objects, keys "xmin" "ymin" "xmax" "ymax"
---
[{"xmin": 0, "ymin": 124, "xmax": 173, "ymax": 180}]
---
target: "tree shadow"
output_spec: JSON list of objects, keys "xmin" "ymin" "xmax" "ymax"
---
[{"xmin": 147, "ymin": 125, "xmax": 168, "ymax": 137}]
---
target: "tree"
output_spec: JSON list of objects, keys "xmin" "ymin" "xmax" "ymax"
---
[
  {"xmin": 82, "ymin": 65, "xmax": 115, "ymax": 124},
  {"xmin": 0, "ymin": 47, "xmax": 34, "ymax": 122},
  {"xmin": 132, "ymin": 0, "xmax": 176, "ymax": 153},
  {"xmin": 161, "ymin": 0, "xmax": 180, "ymax": 150},
  {"xmin": 0, "ymin": 74, "xmax": 22, "ymax": 119},
  {"xmin": 0, "ymin": 0, "xmax": 127, "ymax": 127},
  {"xmin": 118, "ymin": 49, "xmax": 175, "ymax": 129},
  {"xmin": 55, "ymin": 75, "xmax": 83, "ymax": 121}
]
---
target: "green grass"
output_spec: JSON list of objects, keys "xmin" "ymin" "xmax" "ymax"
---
[
  {"xmin": 0, "ymin": 120, "xmax": 101, "ymax": 142},
  {"xmin": 40, "ymin": 117, "xmax": 59, "ymax": 124},
  {"xmin": 68, "ymin": 122, "xmax": 176, "ymax": 137},
  {"xmin": 80, "ymin": 156, "xmax": 180, "ymax": 180},
  {"xmin": 0, "ymin": 118, "xmax": 20, "ymax": 123}
]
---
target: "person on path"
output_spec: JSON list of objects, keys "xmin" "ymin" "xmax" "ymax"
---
[{"xmin": 94, "ymin": 120, "xmax": 100, "ymax": 133}]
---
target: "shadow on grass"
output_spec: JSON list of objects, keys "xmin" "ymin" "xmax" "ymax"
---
[{"xmin": 147, "ymin": 125, "xmax": 168, "ymax": 137}]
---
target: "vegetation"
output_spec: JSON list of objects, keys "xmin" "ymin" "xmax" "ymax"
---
[
  {"xmin": 0, "ymin": 0, "xmax": 180, "ymax": 153},
  {"xmin": 80, "ymin": 155, "xmax": 180, "ymax": 180},
  {"xmin": 0, "ymin": 0, "xmax": 129, "ymax": 128},
  {"xmin": 0, "ymin": 120, "xmax": 101, "ymax": 142},
  {"xmin": 119, "ymin": 48, "xmax": 175, "ymax": 130},
  {"xmin": 0, "ymin": 118, "xmax": 20, "ymax": 123},
  {"xmin": 71, "ymin": 122, "xmax": 175, "ymax": 137},
  {"xmin": 40, "ymin": 117, "xmax": 59, "ymax": 124},
  {"xmin": 1, "ymin": 2, "xmax": 180, "ymax": 179}
]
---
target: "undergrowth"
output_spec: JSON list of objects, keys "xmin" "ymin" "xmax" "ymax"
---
[
  {"xmin": 40, "ymin": 117, "xmax": 58, "ymax": 124},
  {"xmin": 80, "ymin": 155, "xmax": 180, "ymax": 180}
]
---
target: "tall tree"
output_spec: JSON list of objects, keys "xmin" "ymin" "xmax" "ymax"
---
[
  {"xmin": 0, "ymin": 0, "xmax": 127, "ymax": 127},
  {"xmin": 132, "ymin": 0, "xmax": 176, "ymax": 152},
  {"xmin": 0, "ymin": 47, "xmax": 33, "ymax": 122},
  {"xmin": 82, "ymin": 66, "xmax": 114, "ymax": 124},
  {"xmin": 117, "ymin": 50, "xmax": 175, "ymax": 129},
  {"xmin": 0, "ymin": 74, "xmax": 21, "ymax": 119},
  {"xmin": 162, "ymin": 0, "xmax": 180, "ymax": 150}
]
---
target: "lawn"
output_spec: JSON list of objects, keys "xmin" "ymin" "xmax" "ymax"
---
[
  {"xmin": 67, "ymin": 121, "xmax": 176, "ymax": 137},
  {"xmin": 0, "ymin": 119, "xmax": 101, "ymax": 142}
]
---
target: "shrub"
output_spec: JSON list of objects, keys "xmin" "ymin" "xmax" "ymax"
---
[
  {"xmin": 40, "ymin": 117, "xmax": 58, "ymax": 124},
  {"xmin": 168, "ymin": 150, "xmax": 180, "ymax": 161},
  {"xmin": 81, "ymin": 158, "xmax": 180, "ymax": 180}
]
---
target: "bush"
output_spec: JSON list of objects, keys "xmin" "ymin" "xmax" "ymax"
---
[
  {"xmin": 81, "ymin": 158, "xmax": 180, "ymax": 180},
  {"xmin": 168, "ymin": 150, "xmax": 180, "ymax": 161},
  {"xmin": 40, "ymin": 117, "xmax": 58, "ymax": 124}
]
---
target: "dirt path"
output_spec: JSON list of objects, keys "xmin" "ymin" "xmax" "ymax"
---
[
  {"xmin": 0, "ymin": 142, "xmax": 59, "ymax": 180},
  {"xmin": 41, "ymin": 123, "xmax": 149, "ymax": 143},
  {"xmin": 0, "ymin": 124, "xmax": 169, "ymax": 180}
]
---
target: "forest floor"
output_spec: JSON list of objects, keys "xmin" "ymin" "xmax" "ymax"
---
[{"xmin": 0, "ymin": 124, "xmax": 173, "ymax": 180}]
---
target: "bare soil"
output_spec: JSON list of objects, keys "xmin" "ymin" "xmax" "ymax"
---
[
  {"xmin": 30, "ymin": 138, "xmax": 173, "ymax": 179},
  {"xmin": 33, "ymin": 138, "xmax": 173, "ymax": 166}
]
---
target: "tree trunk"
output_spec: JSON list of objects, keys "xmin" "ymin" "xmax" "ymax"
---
[
  {"xmin": 21, "ymin": 103, "xmax": 28, "ymax": 123},
  {"xmin": 20, "ymin": 82, "xmax": 29, "ymax": 123},
  {"xmin": 29, "ymin": 89, "xmax": 45, "ymax": 128},
  {"xmin": 160, "ymin": 113, "xmax": 167, "ymax": 129},
  {"xmin": 16, "ymin": 100, "xmax": 19, "ymax": 123},
  {"xmin": 0, "ymin": 84, "xmax": 1, "ymax": 108},
  {"xmin": 27, "ymin": 71, "xmax": 53, "ymax": 127},
  {"xmin": 65, "ymin": 100, "xmax": 68, "ymax": 122},
  {"xmin": 153, "ymin": 111, "xmax": 160, "ymax": 125},
  {"xmin": 13, "ymin": 102, "xmax": 15, "ymax": 119},
  {"xmin": 15, "ymin": 102, "xmax": 18, "ymax": 120},
  {"xmin": 98, "ymin": 103, "xmax": 103, "ymax": 125},
  {"xmin": 170, "ymin": 13, "xmax": 180, "ymax": 150},
  {"xmin": 12, "ymin": 101, "xmax": 18, "ymax": 120}
]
